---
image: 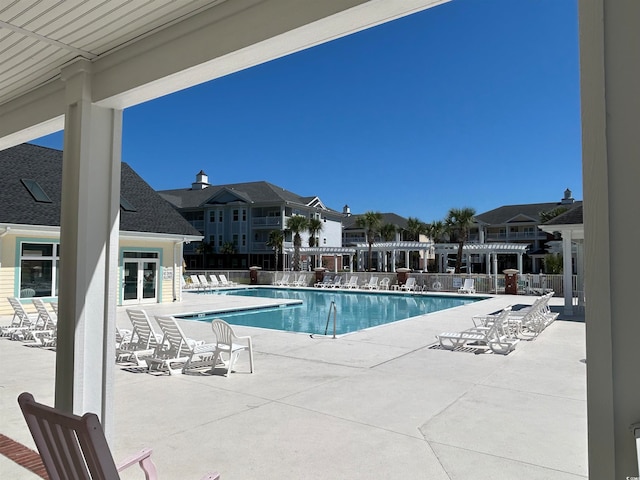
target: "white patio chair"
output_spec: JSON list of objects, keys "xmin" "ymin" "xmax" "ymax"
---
[
  {"xmin": 218, "ymin": 274, "xmax": 236, "ymax": 286},
  {"xmin": 400, "ymin": 277, "xmax": 417, "ymax": 291},
  {"xmin": 119, "ymin": 309, "xmax": 165, "ymax": 366},
  {"xmin": 343, "ymin": 276, "xmax": 359, "ymax": 289},
  {"xmin": 210, "ymin": 319, "xmax": 254, "ymax": 377},
  {"xmin": 2, "ymin": 297, "xmax": 39, "ymax": 338},
  {"xmin": 361, "ymin": 277, "xmax": 379, "ymax": 290},
  {"xmin": 458, "ymin": 278, "xmax": 475, "ymax": 294},
  {"xmin": 153, "ymin": 315, "xmax": 217, "ymax": 375},
  {"xmin": 275, "ymin": 274, "xmax": 290, "ymax": 286}
]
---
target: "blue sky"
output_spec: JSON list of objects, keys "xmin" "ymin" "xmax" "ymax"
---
[{"xmin": 33, "ymin": 0, "xmax": 581, "ymax": 223}]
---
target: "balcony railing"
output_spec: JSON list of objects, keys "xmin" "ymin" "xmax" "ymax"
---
[{"xmin": 252, "ymin": 216, "xmax": 282, "ymax": 227}]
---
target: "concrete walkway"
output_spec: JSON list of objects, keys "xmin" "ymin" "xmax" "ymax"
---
[{"xmin": 0, "ymin": 292, "xmax": 587, "ymax": 479}]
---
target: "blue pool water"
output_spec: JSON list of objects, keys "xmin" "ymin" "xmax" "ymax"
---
[{"xmin": 180, "ymin": 288, "xmax": 482, "ymax": 335}]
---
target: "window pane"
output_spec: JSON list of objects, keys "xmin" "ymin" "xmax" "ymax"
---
[
  {"xmin": 22, "ymin": 243, "xmax": 53, "ymax": 257},
  {"xmin": 21, "ymin": 259, "xmax": 52, "ymax": 297}
]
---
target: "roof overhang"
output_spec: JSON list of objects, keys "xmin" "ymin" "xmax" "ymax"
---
[
  {"xmin": 284, "ymin": 246, "xmax": 356, "ymax": 255},
  {"xmin": 354, "ymin": 241, "xmax": 432, "ymax": 251},
  {"xmin": 539, "ymin": 223, "xmax": 584, "ymax": 240},
  {"xmin": 0, "ymin": 0, "xmax": 450, "ymax": 149}
]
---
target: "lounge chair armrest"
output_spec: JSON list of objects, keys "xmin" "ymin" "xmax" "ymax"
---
[{"xmin": 116, "ymin": 447, "xmax": 159, "ymax": 478}]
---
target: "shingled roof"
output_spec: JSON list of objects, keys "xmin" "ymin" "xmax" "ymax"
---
[
  {"xmin": 0, "ymin": 144, "xmax": 201, "ymax": 237},
  {"xmin": 342, "ymin": 213, "xmax": 409, "ymax": 230},
  {"xmin": 543, "ymin": 204, "xmax": 583, "ymax": 226},
  {"xmin": 475, "ymin": 200, "xmax": 583, "ymax": 225},
  {"xmin": 158, "ymin": 181, "xmax": 328, "ymax": 210}
]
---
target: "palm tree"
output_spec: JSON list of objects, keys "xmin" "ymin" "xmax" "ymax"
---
[
  {"xmin": 379, "ymin": 222, "xmax": 397, "ymax": 271},
  {"xmin": 286, "ymin": 215, "xmax": 309, "ymax": 271},
  {"xmin": 195, "ymin": 240, "xmax": 214, "ymax": 268},
  {"xmin": 266, "ymin": 229, "xmax": 284, "ymax": 271},
  {"xmin": 445, "ymin": 207, "xmax": 476, "ymax": 273},
  {"xmin": 404, "ymin": 217, "xmax": 426, "ymax": 241},
  {"xmin": 427, "ymin": 220, "xmax": 447, "ymax": 243},
  {"xmin": 307, "ymin": 217, "xmax": 323, "ymax": 268},
  {"xmin": 404, "ymin": 217, "xmax": 427, "ymax": 269},
  {"xmin": 356, "ymin": 211, "xmax": 383, "ymax": 271}
]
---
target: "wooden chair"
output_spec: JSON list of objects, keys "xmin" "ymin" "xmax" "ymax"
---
[{"xmin": 18, "ymin": 392, "xmax": 220, "ymax": 479}]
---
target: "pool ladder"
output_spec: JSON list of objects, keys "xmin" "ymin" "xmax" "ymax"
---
[{"xmin": 324, "ymin": 301, "xmax": 337, "ymax": 338}]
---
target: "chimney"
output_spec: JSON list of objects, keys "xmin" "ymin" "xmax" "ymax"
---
[
  {"xmin": 192, "ymin": 170, "xmax": 209, "ymax": 190},
  {"xmin": 561, "ymin": 188, "xmax": 574, "ymax": 204},
  {"xmin": 343, "ymin": 204, "xmax": 351, "ymax": 216}
]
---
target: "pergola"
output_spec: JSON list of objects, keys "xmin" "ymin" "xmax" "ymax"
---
[
  {"xmin": 0, "ymin": 0, "xmax": 638, "ymax": 476},
  {"xmin": 354, "ymin": 241, "xmax": 432, "ymax": 272},
  {"xmin": 433, "ymin": 243, "xmax": 530, "ymax": 274},
  {"xmin": 283, "ymin": 246, "xmax": 356, "ymax": 272}
]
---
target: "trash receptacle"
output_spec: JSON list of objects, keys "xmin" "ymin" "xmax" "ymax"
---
[
  {"xmin": 396, "ymin": 267, "xmax": 411, "ymax": 287},
  {"xmin": 249, "ymin": 266, "xmax": 261, "ymax": 285},
  {"xmin": 503, "ymin": 269, "xmax": 519, "ymax": 295},
  {"xmin": 314, "ymin": 267, "xmax": 326, "ymax": 285}
]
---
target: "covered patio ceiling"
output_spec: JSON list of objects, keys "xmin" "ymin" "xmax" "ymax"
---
[{"xmin": 0, "ymin": 0, "xmax": 449, "ymax": 148}]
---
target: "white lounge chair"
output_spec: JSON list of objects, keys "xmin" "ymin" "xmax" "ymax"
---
[
  {"xmin": 292, "ymin": 274, "xmax": 307, "ymax": 287},
  {"xmin": 361, "ymin": 277, "xmax": 379, "ymax": 290},
  {"xmin": 400, "ymin": 277, "xmax": 417, "ymax": 292},
  {"xmin": 18, "ymin": 392, "xmax": 220, "ymax": 480},
  {"xmin": 343, "ymin": 276, "xmax": 359, "ymax": 289},
  {"xmin": 218, "ymin": 274, "xmax": 236, "ymax": 286},
  {"xmin": 119, "ymin": 309, "xmax": 165, "ymax": 366},
  {"xmin": 27, "ymin": 299, "xmax": 57, "ymax": 346},
  {"xmin": 379, "ymin": 277, "xmax": 390, "ymax": 290},
  {"xmin": 207, "ymin": 274, "xmax": 221, "ymax": 288},
  {"xmin": 2, "ymin": 297, "xmax": 38, "ymax": 338},
  {"xmin": 315, "ymin": 275, "xmax": 333, "ymax": 288},
  {"xmin": 275, "ymin": 274, "xmax": 290, "ymax": 286},
  {"xmin": 458, "ymin": 278, "xmax": 475, "ymax": 294},
  {"xmin": 328, "ymin": 275, "xmax": 343, "ymax": 288},
  {"xmin": 153, "ymin": 315, "xmax": 217, "ymax": 375},
  {"xmin": 189, "ymin": 274, "xmax": 205, "ymax": 291},
  {"xmin": 198, "ymin": 274, "xmax": 212, "ymax": 290},
  {"xmin": 437, "ymin": 307, "xmax": 519, "ymax": 355},
  {"xmin": 210, "ymin": 319, "xmax": 254, "ymax": 376}
]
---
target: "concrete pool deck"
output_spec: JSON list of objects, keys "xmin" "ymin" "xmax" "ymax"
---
[{"xmin": 0, "ymin": 291, "xmax": 587, "ymax": 479}]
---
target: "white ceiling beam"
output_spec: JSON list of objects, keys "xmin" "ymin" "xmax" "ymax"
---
[{"xmin": 0, "ymin": 0, "xmax": 448, "ymax": 149}]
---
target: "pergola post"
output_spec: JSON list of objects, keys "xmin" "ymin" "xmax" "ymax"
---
[{"xmin": 56, "ymin": 59, "xmax": 122, "ymax": 438}]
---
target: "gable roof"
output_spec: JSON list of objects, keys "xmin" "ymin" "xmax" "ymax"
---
[
  {"xmin": 159, "ymin": 180, "xmax": 334, "ymax": 211},
  {"xmin": 0, "ymin": 144, "xmax": 201, "ymax": 237},
  {"xmin": 543, "ymin": 204, "xmax": 584, "ymax": 226},
  {"xmin": 475, "ymin": 200, "xmax": 583, "ymax": 225},
  {"xmin": 342, "ymin": 213, "xmax": 409, "ymax": 230}
]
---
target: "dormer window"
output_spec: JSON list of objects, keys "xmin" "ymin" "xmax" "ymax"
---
[
  {"xmin": 21, "ymin": 179, "xmax": 52, "ymax": 203},
  {"xmin": 120, "ymin": 196, "xmax": 137, "ymax": 212}
]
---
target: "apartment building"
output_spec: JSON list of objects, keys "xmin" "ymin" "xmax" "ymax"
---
[
  {"xmin": 471, "ymin": 189, "xmax": 582, "ymax": 273},
  {"xmin": 158, "ymin": 171, "xmax": 343, "ymax": 270}
]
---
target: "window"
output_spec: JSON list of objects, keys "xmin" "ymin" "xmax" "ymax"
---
[
  {"xmin": 21, "ymin": 179, "xmax": 52, "ymax": 203},
  {"xmin": 242, "ymin": 209, "xmax": 247, "ymax": 221},
  {"xmin": 209, "ymin": 211, "xmax": 216, "ymax": 222},
  {"xmin": 233, "ymin": 209, "xmax": 239, "ymax": 222},
  {"xmin": 242, "ymin": 234, "xmax": 246, "ymax": 246},
  {"xmin": 20, "ymin": 242, "xmax": 59, "ymax": 298},
  {"xmin": 218, "ymin": 235, "xmax": 223, "ymax": 247},
  {"xmin": 120, "ymin": 196, "xmax": 137, "ymax": 212},
  {"xmin": 219, "ymin": 211, "xmax": 223, "ymax": 222},
  {"xmin": 209, "ymin": 235, "xmax": 215, "ymax": 244},
  {"xmin": 233, "ymin": 234, "xmax": 238, "ymax": 247}
]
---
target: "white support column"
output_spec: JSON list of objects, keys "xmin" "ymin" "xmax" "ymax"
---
[
  {"xmin": 576, "ymin": 240, "xmax": 585, "ymax": 310},
  {"xmin": 492, "ymin": 253, "xmax": 498, "ymax": 293},
  {"xmin": 562, "ymin": 232, "xmax": 573, "ymax": 315},
  {"xmin": 580, "ymin": 1, "xmax": 640, "ymax": 477},
  {"xmin": 55, "ymin": 59, "xmax": 122, "ymax": 439},
  {"xmin": 391, "ymin": 250, "xmax": 397, "ymax": 273},
  {"xmin": 517, "ymin": 253, "xmax": 523, "ymax": 273}
]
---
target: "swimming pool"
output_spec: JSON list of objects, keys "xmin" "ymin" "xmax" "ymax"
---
[{"xmin": 179, "ymin": 288, "xmax": 483, "ymax": 335}]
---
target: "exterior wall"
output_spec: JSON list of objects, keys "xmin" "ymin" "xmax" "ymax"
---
[{"xmin": 0, "ymin": 233, "xmax": 182, "ymax": 315}]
